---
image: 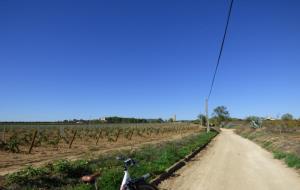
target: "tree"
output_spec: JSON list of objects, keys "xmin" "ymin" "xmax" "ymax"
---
[
  {"xmin": 212, "ymin": 106, "xmax": 230, "ymax": 126},
  {"xmin": 168, "ymin": 118, "xmax": 174, "ymax": 122},
  {"xmin": 281, "ymin": 113, "xmax": 293, "ymax": 121},
  {"xmin": 197, "ymin": 114, "xmax": 207, "ymax": 126},
  {"xmin": 245, "ymin": 116, "xmax": 261, "ymax": 122}
]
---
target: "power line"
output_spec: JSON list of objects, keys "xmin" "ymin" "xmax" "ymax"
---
[{"xmin": 207, "ymin": 0, "xmax": 234, "ymax": 100}]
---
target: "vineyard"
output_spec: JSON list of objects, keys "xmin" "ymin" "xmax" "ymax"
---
[{"xmin": 0, "ymin": 123, "xmax": 202, "ymax": 175}]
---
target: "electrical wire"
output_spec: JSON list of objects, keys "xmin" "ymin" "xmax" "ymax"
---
[{"xmin": 207, "ymin": 0, "xmax": 234, "ymax": 100}]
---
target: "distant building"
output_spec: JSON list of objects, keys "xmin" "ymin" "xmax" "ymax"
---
[{"xmin": 265, "ymin": 116, "xmax": 276, "ymax": 121}]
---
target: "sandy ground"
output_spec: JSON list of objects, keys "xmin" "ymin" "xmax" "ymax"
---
[{"xmin": 159, "ymin": 129, "xmax": 300, "ymax": 190}]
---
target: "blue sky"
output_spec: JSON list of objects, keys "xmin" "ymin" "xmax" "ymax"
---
[{"xmin": 1, "ymin": 0, "xmax": 300, "ymax": 121}]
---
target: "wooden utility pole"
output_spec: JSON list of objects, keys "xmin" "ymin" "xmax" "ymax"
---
[
  {"xmin": 205, "ymin": 99, "xmax": 210, "ymax": 133},
  {"xmin": 2, "ymin": 127, "xmax": 6, "ymax": 143},
  {"xmin": 200, "ymin": 116, "xmax": 202, "ymax": 127}
]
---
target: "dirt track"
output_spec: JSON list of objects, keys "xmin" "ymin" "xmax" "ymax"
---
[{"xmin": 160, "ymin": 129, "xmax": 300, "ymax": 190}]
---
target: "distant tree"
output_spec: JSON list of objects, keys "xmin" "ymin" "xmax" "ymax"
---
[
  {"xmin": 197, "ymin": 114, "xmax": 207, "ymax": 126},
  {"xmin": 245, "ymin": 116, "xmax": 261, "ymax": 122},
  {"xmin": 212, "ymin": 106, "xmax": 230, "ymax": 126},
  {"xmin": 157, "ymin": 118, "xmax": 164, "ymax": 123},
  {"xmin": 168, "ymin": 118, "xmax": 174, "ymax": 122},
  {"xmin": 104, "ymin": 116, "xmax": 153, "ymax": 123},
  {"xmin": 281, "ymin": 113, "xmax": 293, "ymax": 121}
]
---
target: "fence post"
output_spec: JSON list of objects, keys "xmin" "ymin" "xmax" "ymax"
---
[
  {"xmin": 69, "ymin": 130, "xmax": 77, "ymax": 149},
  {"xmin": 28, "ymin": 129, "xmax": 38, "ymax": 154}
]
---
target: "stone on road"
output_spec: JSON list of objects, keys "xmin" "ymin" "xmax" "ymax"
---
[{"xmin": 159, "ymin": 129, "xmax": 300, "ymax": 190}]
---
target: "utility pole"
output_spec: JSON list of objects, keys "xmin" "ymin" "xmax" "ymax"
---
[
  {"xmin": 200, "ymin": 116, "xmax": 202, "ymax": 126},
  {"xmin": 205, "ymin": 98, "xmax": 210, "ymax": 133}
]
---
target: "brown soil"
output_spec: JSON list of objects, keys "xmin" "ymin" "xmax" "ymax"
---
[{"xmin": 0, "ymin": 130, "xmax": 201, "ymax": 176}]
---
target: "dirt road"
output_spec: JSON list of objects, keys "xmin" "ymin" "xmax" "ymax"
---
[{"xmin": 159, "ymin": 129, "xmax": 300, "ymax": 190}]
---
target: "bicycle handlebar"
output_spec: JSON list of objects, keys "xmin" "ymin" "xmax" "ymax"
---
[{"xmin": 116, "ymin": 156, "xmax": 137, "ymax": 168}]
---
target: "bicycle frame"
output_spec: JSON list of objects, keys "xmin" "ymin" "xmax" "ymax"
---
[{"xmin": 120, "ymin": 169, "xmax": 131, "ymax": 190}]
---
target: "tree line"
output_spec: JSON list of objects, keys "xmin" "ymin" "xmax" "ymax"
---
[
  {"xmin": 0, "ymin": 117, "xmax": 165, "ymax": 125},
  {"xmin": 197, "ymin": 105, "xmax": 299, "ymax": 128}
]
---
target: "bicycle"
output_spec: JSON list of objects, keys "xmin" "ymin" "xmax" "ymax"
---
[{"xmin": 81, "ymin": 156, "xmax": 158, "ymax": 190}]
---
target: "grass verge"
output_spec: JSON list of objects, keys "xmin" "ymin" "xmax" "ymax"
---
[
  {"xmin": 4, "ymin": 131, "xmax": 217, "ymax": 190},
  {"xmin": 273, "ymin": 151, "xmax": 300, "ymax": 169}
]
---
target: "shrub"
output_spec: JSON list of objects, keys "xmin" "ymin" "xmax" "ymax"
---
[
  {"xmin": 5, "ymin": 137, "xmax": 20, "ymax": 153},
  {"xmin": 285, "ymin": 154, "xmax": 300, "ymax": 168},
  {"xmin": 281, "ymin": 113, "xmax": 293, "ymax": 121}
]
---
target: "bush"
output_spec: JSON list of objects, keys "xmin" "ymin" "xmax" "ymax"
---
[
  {"xmin": 281, "ymin": 113, "xmax": 293, "ymax": 121},
  {"xmin": 6, "ymin": 166, "xmax": 48, "ymax": 185},
  {"xmin": 4, "ymin": 137, "xmax": 20, "ymax": 153},
  {"xmin": 285, "ymin": 154, "xmax": 300, "ymax": 168}
]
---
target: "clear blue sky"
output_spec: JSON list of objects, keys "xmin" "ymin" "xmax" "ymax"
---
[{"xmin": 1, "ymin": 0, "xmax": 300, "ymax": 121}]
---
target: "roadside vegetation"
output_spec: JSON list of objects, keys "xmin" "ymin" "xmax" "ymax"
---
[
  {"xmin": 196, "ymin": 106, "xmax": 233, "ymax": 127},
  {"xmin": 235, "ymin": 114, "xmax": 300, "ymax": 170},
  {"xmin": 2, "ymin": 131, "xmax": 217, "ymax": 190}
]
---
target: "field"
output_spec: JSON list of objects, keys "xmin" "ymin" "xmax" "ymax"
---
[{"xmin": 0, "ymin": 123, "xmax": 202, "ymax": 175}]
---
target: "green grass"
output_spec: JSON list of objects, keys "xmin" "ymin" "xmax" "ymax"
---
[
  {"xmin": 5, "ymin": 131, "xmax": 217, "ymax": 190},
  {"xmin": 262, "ymin": 141, "xmax": 273, "ymax": 149},
  {"xmin": 273, "ymin": 151, "xmax": 300, "ymax": 169},
  {"xmin": 273, "ymin": 151, "xmax": 287, "ymax": 159}
]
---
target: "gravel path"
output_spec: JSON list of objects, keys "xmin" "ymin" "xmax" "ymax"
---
[{"xmin": 159, "ymin": 129, "xmax": 300, "ymax": 190}]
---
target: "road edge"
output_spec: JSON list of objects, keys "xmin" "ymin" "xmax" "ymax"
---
[{"xmin": 150, "ymin": 128, "xmax": 219, "ymax": 186}]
